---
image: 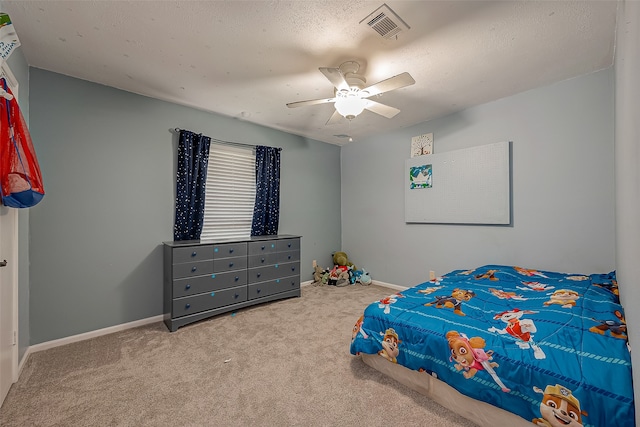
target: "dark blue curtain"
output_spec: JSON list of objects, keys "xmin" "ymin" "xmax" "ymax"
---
[
  {"xmin": 251, "ymin": 146, "xmax": 281, "ymax": 236},
  {"xmin": 174, "ymin": 130, "xmax": 211, "ymax": 241}
]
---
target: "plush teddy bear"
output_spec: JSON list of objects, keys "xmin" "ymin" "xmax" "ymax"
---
[
  {"xmin": 333, "ymin": 251, "xmax": 355, "ymax": 270},
  {"xmin": 312, "ymin": 264, "xmax": 326, "ymax": 284}
]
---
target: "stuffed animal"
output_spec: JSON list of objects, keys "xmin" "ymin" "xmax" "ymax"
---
[
  {"xmin": 359, "ymin": 269, "xmax": 372, "ymax": 285},
  {"xmin": 312, "ymin": 264, "xmax": 327, "ymax": 284},
  {"xmin": 333, "ymin": 251, "xmax": 355, "ymax": 270}
]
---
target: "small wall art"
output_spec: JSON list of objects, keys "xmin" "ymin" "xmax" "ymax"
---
[{"xmin": 409, "ymin": 164, "xmax": 432, "ymax": 189}]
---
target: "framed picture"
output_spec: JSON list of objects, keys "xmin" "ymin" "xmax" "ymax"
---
[
  {"xmin": 409, "ymin": 164, "xmax": 432, "ymax": 189},
  {"xmin": 411, "ymin": 133, "xmax": 433, "ymax": 157}
]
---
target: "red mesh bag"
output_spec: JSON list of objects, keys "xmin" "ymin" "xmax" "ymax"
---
[{"xmin": 0, "ymin": 77, "xmax": 44, "ymax": 207}]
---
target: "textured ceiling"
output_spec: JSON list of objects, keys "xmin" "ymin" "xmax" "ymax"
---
[{"xmin": 2, "ymin": 1, "xmax": 617, "ymax": 145}]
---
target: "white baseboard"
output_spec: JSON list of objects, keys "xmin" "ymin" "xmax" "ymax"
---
[
  {"xmin": 300, "ymin": 280, "xmax": 313, "ymax": 287},
  {"xmin": 371, "ymin": 280, "xmax": 409, "ymax": 292},
  {"xmin": 29, "ymin": 315, "xmax": 164, "ymax": 354},
  {"xmin": 17, "ymin": 346, "xmax": 31, "ymax": 378}
]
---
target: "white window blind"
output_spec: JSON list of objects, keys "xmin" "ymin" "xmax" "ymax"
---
[{"xmin": 200, "ymin": 144, "xmax": 256, "ymax": 241}]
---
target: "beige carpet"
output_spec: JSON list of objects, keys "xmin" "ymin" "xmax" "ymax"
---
[{"xmin": 0, "ymin": 284, "xmax": 478, "ymax": 427}]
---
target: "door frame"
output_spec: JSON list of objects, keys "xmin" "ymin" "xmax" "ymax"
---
[{"xmin": 0, "ymin": 62, "xmax": 20, "ymax": 402}]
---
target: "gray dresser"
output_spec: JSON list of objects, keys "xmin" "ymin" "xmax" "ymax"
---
[{"xmin": 163, "ymin": 235, "xmax": 301, "ymax": 331}]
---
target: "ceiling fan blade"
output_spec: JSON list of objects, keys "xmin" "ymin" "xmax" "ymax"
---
[
  {"xmin": 319, "ymin": 67, "xmax": 349, "ymax": 91},
  {"xmin": 363, "ymin": 72, "xmax": 415, "ymax": 97},
  {"xmin": 325, "ymin": 110, "xmax": 343, "ymax": 125},
  {"xmin": 364, "ymin": 100, "xmax": 400, "ymax": 118},
  {"xmin": 286, "ymin": 97, "xmax": 335, "ymax": 108}
]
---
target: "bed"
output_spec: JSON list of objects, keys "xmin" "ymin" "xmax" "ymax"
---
[{"xmin": 350, "ymin": 265, "xmax": 634, "ymax": 427}]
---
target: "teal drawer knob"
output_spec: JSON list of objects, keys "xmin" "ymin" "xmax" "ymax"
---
[
  {"xmin": 191, "ymin": 251, "xmax": 197, "ymax": 257},
  {"xmin": 191, "ymin": 266, "xmax": 197, "ymax": 272},
  {"xmin": 185, "ymin": 284, "xmax": 191, "ymax": 290},
  {"xmin": 185, "ymin": 304, "xmax": 191, "ymax": 310}
]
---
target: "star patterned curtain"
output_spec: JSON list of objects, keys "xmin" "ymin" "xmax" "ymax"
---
[
  {"xmin": 174, "ymin": 130, "xmax": 211, "ymax": 240},
  {"xmin": 251, "ymin": 146, "xmax": 280, "ymax": 236}
]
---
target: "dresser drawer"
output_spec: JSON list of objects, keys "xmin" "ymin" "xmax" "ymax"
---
[
  {"xmin": 277, "ymin": 250, "xmax": 300, "ymax": 264},
  {"xmin": 172, "ymin": 285, "xmax": 248, "ymax": 317},
  {"xmin": 248, "ymin": 276, "xmax": 300, "ymax": 300},
  {"xmin": 248, "ymin": 261, "xmax": 300, "ymax": 284},
  {"xmin": 213, "ymin": 256, "xmax": 247, "ymax": 273},
  {"xmin": 173, "ymin": 270, "xmax": 248, "ymax": 297},
  {"xmin": 213, "ymin": 242, "xmax": 247, "ymax": 258},
  {"xmin": 248, "ymin": 253, "xmax": 277, "ymax": 268},
  {"xmin": 173, "ymin": 245, "xmax": 214, "ymax": 264},
  {"xmin": 172, "ymin": 260, "xmax": 214, "ymax": 279},
  {"xmin": 248, "ymin": 240, "xmax": 277, "ymax": 255},
  {"xmin": 276, "ymin": 238, "xmax": 300, "ymax": 252}
]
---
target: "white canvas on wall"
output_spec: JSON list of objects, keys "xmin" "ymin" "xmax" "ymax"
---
[{"xmin": 405, "ymin": 141, "xmax": 511, "ymax": 225}]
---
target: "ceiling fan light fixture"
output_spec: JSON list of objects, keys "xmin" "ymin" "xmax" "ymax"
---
[{"xmin": 334, "ymin": 93, "xmax": 367, "ymax": 120}]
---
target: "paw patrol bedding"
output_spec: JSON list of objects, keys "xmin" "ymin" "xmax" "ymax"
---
[{"xmin": 350, "ymin": 265, "xmax": 634, "ymax": 427}]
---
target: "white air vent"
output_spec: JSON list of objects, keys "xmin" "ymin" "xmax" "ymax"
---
[{"xmin": 360, "ymin": 4, "xmax": 410, "ymax": 39}]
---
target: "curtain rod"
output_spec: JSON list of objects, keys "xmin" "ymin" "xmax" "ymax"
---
[{"xmin": 173, "ymin": 128, "xmax": 282, "ymax": 151}]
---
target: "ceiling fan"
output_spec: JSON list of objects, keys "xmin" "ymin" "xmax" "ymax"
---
[{"xmin": 286, "ymin": 61, "xmax": 415, "ymax": 125}]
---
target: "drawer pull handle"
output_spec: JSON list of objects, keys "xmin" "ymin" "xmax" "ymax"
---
[
  {"xmin": 275, "ymin": 264, "xmax": 279, "ymax": 268},
  {"xmin": 229, "ymin": 262, "xmax": 234, "ymax": 267},
  {"xmin": 211, "ymin": 292, "xmax": 216, "ymax": 297},
  {"xmin": 257, "ymin": 289, "xmax": 261, "ymax": 294},
  {"xmin": 288, "ymin": 243, "xmax": 291, "ymax": 248},
  {"xmin": 287, "ymin": 255, "xmax": 291, "ymax": 260},
  {"xmin": 257, "ymin": 273, "xmax": 261, "ymax": 278},
  {"xmin": 230, "ymin": 249, "xmax": 234, "ymax": 253},
  {"xmin": 261, "ymin": 245, "xmax": 265, "ymax": 250},
  {"xmin": 191, "ymin": 266, "xmax": 197, "ymax": 272},
  {"xmin": 271, "ymin": 244, "xmax": 275, "ymax": 248},
  {"xmin": 185, "ymin": 284, "xmax": 191, "ymax": 290},
  {"xmin": 291, "ymin": 267, "xmax": 296, "ymax": 271},
  {"xmin": 234, "ymin": 293, "xmax": 239, "ymax": 299},
  {"xmin": 276, "ymin": 279, "xmax": 280, "ymax": 283},
  {"xmin": 191, "ymin": 251, "xmax": 197, "ymax": 257},
  {"xmin": 185, "ymin": 304, "xmax": 191, "ymax": 310},
  {"xmin": 261, "ymin": 258, "xmax": 265, "ymax": 262},
  {"xmin": 235, "ymin": 276, "xmax": 239, "ymax": 281}
]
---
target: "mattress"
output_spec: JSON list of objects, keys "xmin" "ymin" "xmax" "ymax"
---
[{"xmin": 350, "ymin": 265, "xmax": 634, "ymax": 427}]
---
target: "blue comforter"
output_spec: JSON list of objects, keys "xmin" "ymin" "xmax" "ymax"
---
[{"xmin": 350, "ymin": 265, "xmax": 634, "ymax": 427}]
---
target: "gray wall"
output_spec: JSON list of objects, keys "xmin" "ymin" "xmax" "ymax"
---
[
  {"xmin": 28, "ymin": 69, "xmax": 341, "ymax": 344},
  {"xmin": 341, "ymin": 68, "xmax": 615, "ymax": 287},
  {"xmin": 4, "ymin": 46, "xmax": 30, "ymax": 364},
  {"xmin": 614, "ymin": 2, "xmax": 640, "ymax": 425}
]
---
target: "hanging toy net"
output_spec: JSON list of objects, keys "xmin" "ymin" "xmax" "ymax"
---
[{"xmin": 0, "ymin": 77, "xmax": 44, "ymax": 208}]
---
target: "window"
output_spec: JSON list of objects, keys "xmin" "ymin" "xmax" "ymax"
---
[{"xmin": 200, "ymin": 144, "xmax": 256, "ymax": 240}]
